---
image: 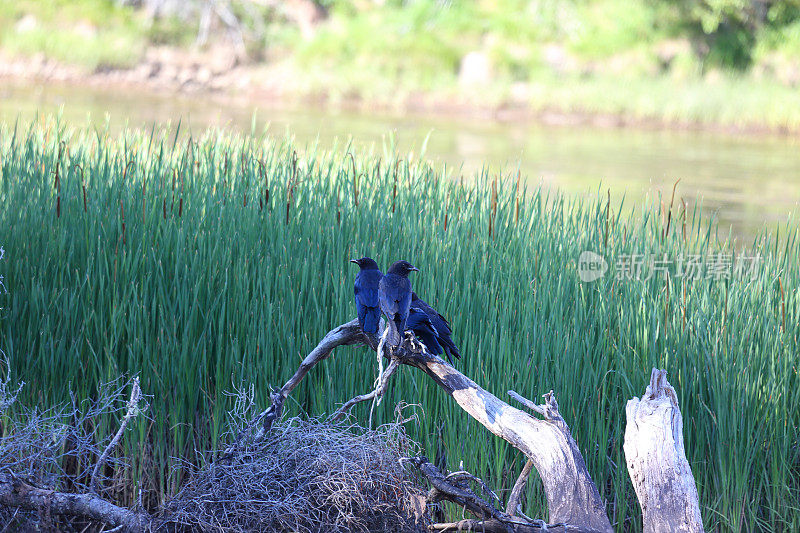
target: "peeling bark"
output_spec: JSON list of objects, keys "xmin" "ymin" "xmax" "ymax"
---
[{"xmin": 624, "ymin": 368, "xmax": 704, "ymax": 533}]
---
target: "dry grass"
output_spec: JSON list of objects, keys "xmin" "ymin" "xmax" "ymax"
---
[
  {"xmin": 162, "ymin": 396, "xmax": 426, "ymax": 532},
  {"xmin": 0, "ymin": 374, "xmax": 427, "ymax": 532}
]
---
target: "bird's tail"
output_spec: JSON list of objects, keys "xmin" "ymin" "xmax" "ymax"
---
[
  {"xmin": 363, "ymin": 306, "xmax": 380, "ymax": 335},
  {"xmin": 442, "ymin": 337, "xmax": 461, "ymax": 360}
]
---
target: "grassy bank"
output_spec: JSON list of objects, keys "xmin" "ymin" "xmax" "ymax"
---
[
  {"xmin": 1, "ymin": 118, "xmax": 799, "ymax": 530},
  {"xmin": 4, "ymin": 1, "xmax": 800, "ymax": 132}
]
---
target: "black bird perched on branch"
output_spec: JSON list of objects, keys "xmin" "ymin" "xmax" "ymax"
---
[
  {"xmin": 350, "ymin": 257, "xmax": 383, "ymax": 335},
  {"xmin": 379, "ymin": 260, "xmax": 418, "ymax": 344},
  {"xmin": 411, "ymin": 292, "xmax": 461, "ymax": 364},
  {"xmin": 406, "ymin": 307, "xmax": 443, "ymax": 355}
]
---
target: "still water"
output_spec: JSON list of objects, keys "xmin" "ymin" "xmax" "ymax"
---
[{"xmin": 2, "ymin": 82, "xmax": 798, "ymax": 241}]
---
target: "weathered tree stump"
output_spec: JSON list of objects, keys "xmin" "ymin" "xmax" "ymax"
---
[{"xmin": 624, "ymin": 368, "xmax": 704, "ymax": 533}]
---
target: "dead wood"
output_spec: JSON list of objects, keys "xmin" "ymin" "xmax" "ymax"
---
[
  {"xmin": 0, "ymin": 472, "xmax": 150, "ymax": 532},
  {"xmin": 257, "ymin": 319, "xmax": 613, "ymax": 531},
  {"xmin": 406, "ymin": 456, "xmax": 601, "ymax": 533},
  {"xmin": 392, "ymin": 342, "xmax": 612, "ymax": 532},
  {"xmin": 624, "ymin": 368, "xmax": 704, "ymax": 533},
  {"xmin": 250, "ymin": 318, "xmax": 381, "ymax": 441}
]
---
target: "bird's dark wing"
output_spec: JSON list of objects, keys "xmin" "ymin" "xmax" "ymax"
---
[
  {"xmin": 355, "ymin": 270, "xmax": 381, "ymax": 308},
  {"xmin": 415, "ymin": 295, "xmax": 460, "ymax": 360},
  {"xmin": 407, "ymin": 307, "xmax": 443, "ymax": 355},
  {"xmin": 355, "ymin": 270, "xmax": 383, "ymax": 334},
  {"xmin": 414, "ymin": 296, "xmax": 451, "ymax": 334},
  {"xmin": 380, "ymin": 275, "xmax": 413, "ymax": 343},
  {"xmin": 379, "ymin": 277, "xmax": 398, "ymax": 317}
]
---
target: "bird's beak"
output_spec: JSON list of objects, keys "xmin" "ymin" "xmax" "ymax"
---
[
  {"xmin": 349, "ymin": 259, "xmax": 359, "ymax": 264},
  {"xmin": 410, "ymin": 266, "xmax": 420, "ymax": 272}
]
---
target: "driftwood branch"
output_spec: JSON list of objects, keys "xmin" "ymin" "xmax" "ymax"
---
[
  {"xmin": 406, "ymin": 456, "xmax": 509, "ymax": 523},
  {"xmin": 262, "ymin": 320, "xmax": 612, "ymax": 531},
  {"xmin": 624, "ymin": 368, "xmax": 704, "ymax": 533},
  {"xmin": 508, "ymin": 390, "xmax": 546, "ymax": 416},
  {"xmin": 330, "ymin": 359, "xmax": 399, "ymax": 422},
  {"xmin": 430, "ymin": 519, "xmax": 588, "ymax": 532},
  {"xmin": 252, "ymin": 318, "xmax": 381, "ymax": 439},
  {"xmin": 506, "ymin": 459, "xmax": 535, "ymax": 517},
  {"xmin": 0, "ymin": 473, "xmax": 150, "ymax": 532},
  {"xmin": 408, "ymin": 456, "xmax": 595, "ymax": 533},
  {"xmin": 91, "ymin": 377, "xmax": 142, "ymax": 494},
  {"xmin": 393, "ymin": 344, "xmax": 612, "ymax": 532}
]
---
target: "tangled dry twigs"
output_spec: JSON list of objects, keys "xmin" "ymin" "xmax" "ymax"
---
[
  {"xmin": 0, "ymin": 371, "xmax": 428, "ymax": 532},
  {"xmin": 163, "ymin": 417, "xmax": 425, "ymax": 533}
]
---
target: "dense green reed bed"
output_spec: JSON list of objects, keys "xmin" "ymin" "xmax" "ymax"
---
[{"xmin": 0, "ymin": 118, "xmax": 798, "ymax": 530}]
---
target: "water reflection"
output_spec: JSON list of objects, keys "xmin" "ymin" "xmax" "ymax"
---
[{"xmin": 2, "ymin": 81, "xmax": 798, "ymax": 241}]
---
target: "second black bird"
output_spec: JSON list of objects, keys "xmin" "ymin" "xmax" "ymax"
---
[{"xmin": 379, "ymin": 260, "xmax": 418, "ymax": 344}]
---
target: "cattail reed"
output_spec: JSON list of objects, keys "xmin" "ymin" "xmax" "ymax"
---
[
  {"xmin": 489, "ymin": 177, "xmax": 497, "ymax": 239},
  {"xmin": 258, "ymin": 159, "xmax": 267, "ymax": 211},
  {"xmin": 604, "ymin": 189, "xmax": 610, "ymax": 249},
  {"xmin": 514, "ymin": 170, "xmax": 520, "ymax": 226},
  {"xmin": 120, "ymin": 200, "xmax": 126, "ymax": 246},
  {"xmin": 349, "ymin": 153, "xmax": 359, "ymax": 207},
  {"xmin": 5, "ymin": 122, "xmax": 798, "ymax": 530},
  {"xmin": 779, "ymin": 276, "xmax": 786, "ymax": 332},
  {"xmin": 681, "ymin": 199, "xmax": 687, "ymax": 242},
  {"xmin": 664, "ymin": 276, "xmax": 670, "ymax": 336},
  {"xmin": 392, "ymin": 160, "xmax": 399, "ymax": 213}
]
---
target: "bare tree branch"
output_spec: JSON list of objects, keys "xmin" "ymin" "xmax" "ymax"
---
[
  {"xmin": 429, "ymin": 519, "xmax": 588, "ymax": 532},
  {"xmin": 0, "ymin": 472, "xmax": 149, "ymax": 531},
  {"xmin": 330, "ymin": 359, "xmax": 399, "ymax": 422},
  {"xmin": 506, "ymin": 459, "xmax": 535, "ymax": 517},
  {"xmin": 90, "ymin": 377, "xmax": 142, "ymax": 494},
  {"xmin": 508, "ymin": 389, "xmax": 546, "ymax": 416},
  {"xmin": 249, "ymin": 318, "xmax": 381, "ymax": 441},
  {"xmin": 393, "ymin": 342, "xmax": 612, "ymax": 532}
]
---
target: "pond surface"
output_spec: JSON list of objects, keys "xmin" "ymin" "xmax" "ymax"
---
[{"xmin": 2, "ymin": 81, "xmax": 799, "ymax": 241}]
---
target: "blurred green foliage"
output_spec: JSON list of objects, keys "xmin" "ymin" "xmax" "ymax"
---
[
  {"xmin": 3, "ymin": 0, "xmax": 800, "ymax": 74},
  {"xmin": 0, "ymin": 0, "xmax": 151, "ymax": 69},
  {"xmin": 1, "ymin": 1, "xmax": 800, "ymax": 127},
  {"xmin": 664, "ymin": 0, "xmax": 800, "ymax": 68}
]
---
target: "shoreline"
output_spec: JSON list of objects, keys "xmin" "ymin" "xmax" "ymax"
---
[{"xmin": 1, "ymin": 51, "xmax": 799, "ymax": 139}]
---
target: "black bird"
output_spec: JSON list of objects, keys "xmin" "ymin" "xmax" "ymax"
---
[
  {"xmin": 379, "ymin": 260, "xmax": 418, "ymax": 344},
  {"xmin": 406, "ymin": 307, "xmax": 443, "ymax": 355},
  {"xmin": 350, "ymin": 257, "xmax": 383, "ymax": 335},
  {"xmin": 411, "ymin": 292, "xmax": 461, "ymax": 363}
]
